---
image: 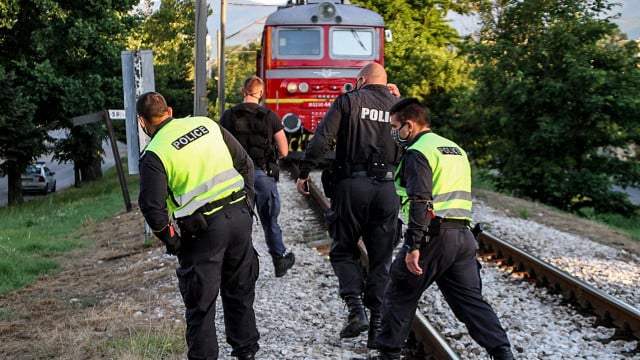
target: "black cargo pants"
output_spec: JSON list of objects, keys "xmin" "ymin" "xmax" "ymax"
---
[
  {"xmin": 328, "ymin": 176, "xmax": 400, "ymax": 311},
  {"xmin": 376, "ymin": 224, "xmax": 511, "ymax": 353},
  {"xmin": 176, "ymin": 200, "xmax": 260, "ymax": 359}
]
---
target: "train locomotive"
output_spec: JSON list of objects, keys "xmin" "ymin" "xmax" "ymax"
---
[{"xmin": 257, "ymin": 0, "xmax": 390, "ymax": 158}]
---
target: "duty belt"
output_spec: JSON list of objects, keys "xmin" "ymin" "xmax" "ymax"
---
[
  {"xmin": 197, "ymin": 190, "xmax": 247, "ymax": 214},
  {"xmin": 350, "ymin": 170, "xmax": 394, "ymax": 181},
  {"xmin": 436, "ymin": 217, "xmax": 470, "ymax": 228}
]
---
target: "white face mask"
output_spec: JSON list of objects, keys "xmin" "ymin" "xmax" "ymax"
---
[{"xmin": 390, "ymin": 123, "xmax": 410, "ymax": 147}]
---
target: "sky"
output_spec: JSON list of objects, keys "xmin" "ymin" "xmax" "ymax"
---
[{"xmin": 207, "ymin": 0, "xmax": 640, "ymax": 59}]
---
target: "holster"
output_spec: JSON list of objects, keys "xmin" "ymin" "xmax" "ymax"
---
[
  {"xmin": 425, "ymin": 220, "xmax": 440, "ymax": 236},
  {"xmin": 321, "ymin": 169, "xmax": 337, "ymax": 199},
  {"xmin": 367, "ymin": 151, "xmax": 391, "ymax": 180},
  {"xmin": 266, "ymin": 162, "xmax": 280, "ymax": 182},
  {"xmin": 177, "ymin": 212, "xmax": 208, "ymax": 237}
]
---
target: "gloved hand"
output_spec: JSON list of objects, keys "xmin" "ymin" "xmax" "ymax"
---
[{"xmin": 154, "ymin": 224, "xmax": 182, "ymax": 256}]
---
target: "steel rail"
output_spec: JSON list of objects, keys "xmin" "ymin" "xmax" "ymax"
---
[{"xmin": 476, "ymin": 228, "xmax": 640, "ymax": 349}]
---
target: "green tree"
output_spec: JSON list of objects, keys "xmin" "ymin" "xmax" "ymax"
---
[
  {"xmin": 0, "ymin": 66, "xmax": 44, "ymax": 205},
  {"xmin": 467, "ymin": 0, "xmax": 640, "ymax": 213},
  {"xmin": 0, "ymin": 0, "xmax": 58, "ymax": 205},
  {"xmin": 49, "ymin": 1, "xmax": 139, "ymax": 186},
  {"xmin": 353, "ymin": 0, "xmax": 476, "ymax": 127},
  {"xmin": 132, "ymin": 0, "xmax": 214, "ymax": 118},
  {"xmin": 209, "ymin": 42, "xmax": 261, "ymax": 117},
  {"xmin": 0, "ymin": 0, "xmax": 139, "ymax": 205}
]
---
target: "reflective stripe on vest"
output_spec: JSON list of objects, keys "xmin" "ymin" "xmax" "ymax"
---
[
  {"xmin": 395, "ymin": 132, "xmax": 472, "ymax": 222},
  {"xmin": 172, "ymin": 169, "xmax": 245, "ymax": 218},
  {"xmin": 144, "ymin": 117, "xmax": 245, "ymax": 218}
]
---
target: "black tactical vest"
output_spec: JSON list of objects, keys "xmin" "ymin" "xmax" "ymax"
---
[
  {"xmin": 332, "ymin": 85, "xmax": 400, "ymax": 179},
  {"xmin": 230, "ymin": 106, "xmax": 275, "ymax": 168}
]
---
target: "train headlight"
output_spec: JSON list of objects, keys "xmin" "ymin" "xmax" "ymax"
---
[
  {"xmin": 287, "ymin": 82, "xmax": 298, "ymax": 93},
  {"xmin": 298, "ymin": 82, "xmax": 309, "ymax": 93},
  {"xmin": 344, "ymin": 82, "xmax": 354, "ymax": 92},
  {"xmin": 282, "ymin": 113, "xmax": 302, "ymax": 134},
  {"xmin": 318, "ymin": 2, "xmax": 336, "ymax": 20}
]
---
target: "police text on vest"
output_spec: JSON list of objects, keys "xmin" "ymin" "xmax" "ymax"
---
[
  {"xmin": 360, "ymin": 107, "xmax": 390, "ymax": 122},
  {"xmin": 172, "ymin": 126, "xmax": 210, "ymax": 150}
]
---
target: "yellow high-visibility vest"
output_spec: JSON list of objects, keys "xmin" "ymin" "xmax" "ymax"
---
[{"xmin": 144, "ymin": 117, "xmax": 245, "ymax": 218}]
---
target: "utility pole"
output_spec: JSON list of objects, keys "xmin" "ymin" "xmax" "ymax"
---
[
  {"xmin": 218, "ymin": 0, "xmax": 227, "ymax": 117},
  {"xmin": 194, "ymin": 0, "xmax": 207, "ymax": 116}
]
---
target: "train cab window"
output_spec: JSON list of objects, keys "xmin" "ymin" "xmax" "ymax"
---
[
  {"xmin": 276, "ymin": 28, "xmax": 322, "ymax": 59},
  {"xmin": 331, "ymin": 28, "xmax": 375, "ymax": 58}
]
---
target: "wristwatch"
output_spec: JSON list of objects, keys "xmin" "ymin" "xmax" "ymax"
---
[{"xmin": 403, "ymin": 243, "xmax": 420, "ymax": 252}]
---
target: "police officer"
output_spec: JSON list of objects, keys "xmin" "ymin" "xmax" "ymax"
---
[
  {"xmin": 296, "ymin": 62, "xmax": 401, "ymax": 349},
  {"xmin": 220, "ymin": 76, "xmax": 295, "ymax": 278},
  {"xmin": 136, "ymin": 92, "xmax": 260, "ymax": 360},
  {"xmin": 374, "ymin": 98, "xmax": 515, "ymax": 360}
]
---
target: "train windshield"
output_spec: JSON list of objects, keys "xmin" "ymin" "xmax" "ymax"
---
[
  {"xmin": 331, "ymin": 28, "xmax": 375, "ymax": 58},
  {"xmin": 276, "ymin": 28, "xmax": 322, "ymax": 58}
]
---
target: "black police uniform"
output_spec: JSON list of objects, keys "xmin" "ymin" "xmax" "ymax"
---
[
  {"xmin": 138, "ymin": 119, "xmax": 260, "ymax": 359},
  {"xmin": 299, "ymin": 84, "xmax": 401, "ymax": 320},
  {"xmin": 375, "ymin": 132, "xmax": 513, "ymax": 359}
]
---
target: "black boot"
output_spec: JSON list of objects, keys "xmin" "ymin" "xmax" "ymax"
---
[
  {"xmin": 340, "ymin": 295, "xmax": 369, "ymax": 338},
  {"xmin": 272, "ymin": 251, "xmax": 295, "ymax": 277},
  {"xmin": 236, "ymin": 353, "xmax": 255, "ymax": 360},
  {"xmin": 367, "ymin": 309, "xmax": 382, "ymax": 349},
  {"xmin": 489, "ymin": 345, "xmax": 515, "ymax": 360}
]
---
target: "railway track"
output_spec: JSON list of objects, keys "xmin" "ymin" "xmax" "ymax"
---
[
  {"xmin": 477, "ymin": 229, "xmax": 640, "ymax": 353},
  {"xmin": 288, "ymin": 164, "xmax": 640, "ymax": 358}
]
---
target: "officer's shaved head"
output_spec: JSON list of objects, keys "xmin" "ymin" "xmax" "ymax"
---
[{"xmin": 357, "ymin": 62, "xmax": 387, "ymax": 86}]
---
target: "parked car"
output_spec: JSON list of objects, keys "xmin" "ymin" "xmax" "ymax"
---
[{"xmin": 21, "ymin": 162, "xmax": 56, "ymax": 194}]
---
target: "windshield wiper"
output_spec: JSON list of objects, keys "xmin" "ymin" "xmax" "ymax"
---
[{"xmin": 350, "ymin": 28, "xmax": 368, "ymax": 52}]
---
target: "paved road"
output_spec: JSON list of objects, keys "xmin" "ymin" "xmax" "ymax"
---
[{"xmin": 0, "ymin": 138, "xmax": 128, "ymax": 206}]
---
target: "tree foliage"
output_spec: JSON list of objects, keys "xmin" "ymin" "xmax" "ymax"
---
[
  {"xmin": 209, "ymin": 42, "xmax": 261, "ymax": 118},
  {"xmin": 466, "ymin": 0, "xmax": 640, "ymax": 213},
  {"xmin": 48, "ymin": 1, "xmax": 139, "ymax": 185},
  {"xmin": 0, "ymin": 65, "xmax": 43, "ymax": 204},
  {"xmin": 131, "ymin": 0, "xmax": 213, "ymax": 118},
  {"xmin": 352, "ymin": 0, "xmax": 476, "ymax": 128},
  {"xmin": 0, "ymin": 0, "xmax": 138, "ymax": 204}
]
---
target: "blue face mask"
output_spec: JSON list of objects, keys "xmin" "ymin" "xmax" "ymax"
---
[{"xmin": 390, "ymin": 123, "xmax": 410, "ymax": 147}]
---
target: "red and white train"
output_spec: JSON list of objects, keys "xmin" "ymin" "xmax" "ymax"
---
[{"xmin": 257, "ymin": 0, "xmax": 390, "ymax": 157}]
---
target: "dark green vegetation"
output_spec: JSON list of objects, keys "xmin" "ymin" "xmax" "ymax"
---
[
  {"xmin": 472, "ymin": 169, "xmax": 640, "ymax": 242},
  {"xmin": 462, "ymin": 0, "xmax": 640, "ymax": 215},
  {"xmin": 0, "ymin": 164, "xmax": 140, "ymax": 295},
  {"xmin": 0, "ymin": 0, "xmax": 140, "ymax": 205}
]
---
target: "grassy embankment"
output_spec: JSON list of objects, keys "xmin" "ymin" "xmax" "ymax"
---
[{"xmin": 0, "ymin": 164, "xmax": 141, "ymax": 295}]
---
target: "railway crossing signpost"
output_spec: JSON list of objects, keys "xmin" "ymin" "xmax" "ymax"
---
[{"xmin": 71, "ymin": 110, "xmax": 132, "ymax": 212}]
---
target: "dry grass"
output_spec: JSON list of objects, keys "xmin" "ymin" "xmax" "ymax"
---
[{"xmin": 0, "ymin": 204, "xmax": 186, "ymax": 359}]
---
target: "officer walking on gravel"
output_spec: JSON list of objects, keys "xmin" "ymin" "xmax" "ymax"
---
[
  {"xmin": 220, "ymin": 76, "xmax": 295, "ymax": 278},
  {"xmin": 373, "ymin": 98, "xmax": 515, "ymax": 360},
  {"xmin": 137, "ymin": 92, "xmax": 260, "ymax": 360},
  {"xmin": 296, "ymin": 62, "xmax": 401, "ymax": 349}
]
